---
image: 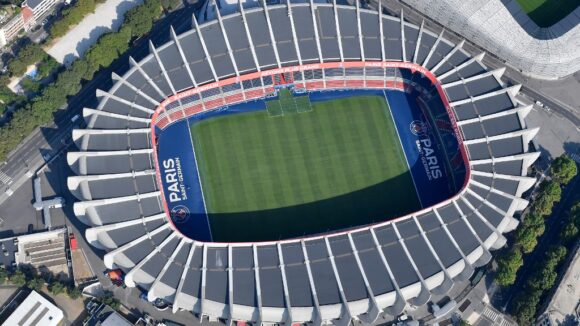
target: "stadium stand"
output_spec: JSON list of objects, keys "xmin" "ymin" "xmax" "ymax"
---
[{"xmin": 67, "ymin": 0, "xmax": 539, "ymax": 324}]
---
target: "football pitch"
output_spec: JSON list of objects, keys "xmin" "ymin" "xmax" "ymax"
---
[
  {"xmin": 516, "ymin": 0, "xmax": 579, "ymax": 27},
  {"xmin": 191, "ymin": 92, "xmax": 420, "ymax": 241}
]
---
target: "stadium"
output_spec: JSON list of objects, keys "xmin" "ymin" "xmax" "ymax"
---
[{"xmin": 67, "ymin": 0, "xmax": 539, "ymax": 323}]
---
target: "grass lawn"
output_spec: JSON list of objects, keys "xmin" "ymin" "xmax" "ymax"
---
[
  {"xmin": 191, "ymin": 93, "xmax": 420, "ymax": 242},
  {"xmin": 516, "ymin": 0, "xmax": 579, "ymax": 27}
]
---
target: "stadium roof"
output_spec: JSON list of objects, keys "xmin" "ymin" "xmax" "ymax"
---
[
  {"xmin": 401, "ymin": 0, "xmax": 580, "ymax": 79},
  {"xmin": 67, "ymin": 0, "xmax": 539, "ymax": 323}
]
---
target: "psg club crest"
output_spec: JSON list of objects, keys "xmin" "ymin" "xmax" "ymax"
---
[
  {"xmin": 170, "ymin": 205, "xmax": 190, "ymax": 223},
  {"xmin": 410, "ymin": 120, "xmax": 429, "ymax": 136}
]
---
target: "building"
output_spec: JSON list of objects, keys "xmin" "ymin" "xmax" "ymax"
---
[
  {"xmin": 1, "ymin": 290, "xmax": 64, "ymax": 326},
  {"xmin": 22, "ymin": 0, "xmax": 62, "ymax": 24},
  {"xmin": 68, "ymin": 0, "xmax": 538, "ymax": 324},
  {"xmin": 400, "ymin": 0, "xmax": 580, "ymax": 79},
  {"xmin": 0, "ymin": 0, "xmax": 63, "ymax": 47},
  {"xmin": 13, "ymin": 228, "xmax": 70, "ymax": 277},
  {"xmin": 0, "ymin": 13, "xmax": 25, "ymax": 47}
]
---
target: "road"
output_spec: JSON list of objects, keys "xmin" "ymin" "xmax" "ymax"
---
[
  {"xmin": 374, "ymin": 0, "xmax": 580, "ymax": 127},
  {"xmin": 0, "ymin": 3, "xmax": 201, "ymax": 205}
]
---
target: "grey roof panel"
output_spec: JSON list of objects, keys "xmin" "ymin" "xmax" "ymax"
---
[
  {"xmin": 181, "ymin": 246, "xmax": 203, "ymax": 297},
  {"xmin": 447, "ymin": 218, "xmax": 479, "ymax": 254},
  {"xmin": 467, "ymin": 142, "xmax": 491, "ymax": 160},
  {"xmin": 474, "ymin": 93, "xmax": 514, "ymax": 117},
  {"xmin": 141, "ymin": 57, "xmax": 172, "ymax": 96},
  {"xmin": 180, "ymin": 32, "xmax": 215, "ymax": 84},
  {"xmin": 453, "ymin": 102, "xmax": 478, "ymax": 120},
  {"xmin": 205, "ymin": 247, "xmax": 228, "ymax": 303},
  {"xmin": 351, "ymin": 231, "xmax": 394, "ymax": 295},
  {"xmin": 490, "ymin": 137, "xmax": 524, "ymax": 157},
  {"xmin": 493, "ymin": 178, "xmax": 519, "ymax": 195},
  {"xmin": 464, "ymin": 75, "xmax": 502, "ymax": 97},
  {"xmin": 493, "ymin": 160, "xmax": 523, "ymax": 175},
  {"xmin": 404, "ymin": 25, "xmax": 420, "ymax": 62},
  {"xmin": 305, "ymin": 239, "xmax": 341, "ymax": 305},
  {"xmin": 88, "ymin": 113, "xmax": 148, "ymax": 130},
  {"xmin": 159, "ymin": 260, "xmax": 184, "ymax": 294},
  {"xmin": 436, "ymin": 50, "xmax": 470, "ymax": 76},
  {"xmin": 445, "ymin": 84, "xmax": 470, "ymax": 102},
  {"xmin": 281, "ymin": 243, "xmax": 313, "ymax": 307},
  {"xmin": 105, "ymin": 223, "xmax": 148, "ymax": 247},
  {"xmin": 124, "ymin": 69, "xmax": 164, "ymax": 103},
  {"xmin": 374, "ymin": 225, "xmax": 419, "ymax": 288},
  {"xmin": 257, "ymin": 245, "xmax": 285, "ymax": 308},
  {"xmin": 222, "ymin": 16, "xmax": 251, "ymax": 52},
  {"xmin": 482, "ymin": 114, "xmax": 521, "ymax": 136},
  {"xmin": 460, "ymin": 123, "xmax": 485, "ymax": 140},
  {"xmin": 112, "ymin": 83, "xmax": 154, "ymax": 110},
  {"xmin": 487, "ymin": 192, "xmax": 513, "ymax": 212},
  {"xmin": 232, "ymin": 247, "xmax": 256, "ymax": 306},
  {"xmin": 416, "ymin": 32, "xmax": 436, "ymax": 65},
  {"xmin": 329, "ymin": 235, "xmax": 367, "ymax": 301}
]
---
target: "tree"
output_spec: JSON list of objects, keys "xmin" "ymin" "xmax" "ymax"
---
[
  {"xmin": 546, "ymin": 245, "xmax": 567, "ymax": 265},
  {"xmin": 10, "ymin": 270, "xmax": 26, "ymax": 286},
  {"xmin": 495, "ymin": 249, "xmax": 523, "ymax": 286},
  {"xmin": 515, "ymin": 226, "xmax": 538, "ymax": 253},
  {"xmin": 511, "ymin": 290, "xmax": 541, "ymax": 326},
  {"xmin": 26, "ymin": 276, "xmax": 43, "ymax": 291},
  {"xmin": 49, "ymin": 281, "xmax": 65, "ymax": 295},
  {"xmin": 67, "ymin": 286, "xmax": 82, "ymax": 299},
  {"xmin": 98, "ymin": 292, "xmax": 121, "ymax": 310},
  {"xmin": 527, "ymin": 267, "xmax": 557, "ymax": 291},
  {"xmin": 560, "ymin": 222, "xmax": 579, "ymax": 242},
  {"xmin": 550, "ymin": 155, "xmax": 577, "ymax": 185}
]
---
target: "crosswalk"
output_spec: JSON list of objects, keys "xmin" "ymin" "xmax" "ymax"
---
[
  {"xmin": 0, "ymin": 170, "xmax": 12, "ymax": 186},
  {"xmin": 481, "ymin": 305, "xmax": 514, "ymax": 326},
  {"xmin": 482, "ymin": 306, "xmax": 500, "ymax": 322},
  {"xmin": 569, "ymin": 152, "xmax": 580, "ymax": 164}
]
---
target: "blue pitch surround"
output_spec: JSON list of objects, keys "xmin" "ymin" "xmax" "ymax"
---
[{"xmin": 155, "ymin": 89, "xmax": 458, "ymax": 241}]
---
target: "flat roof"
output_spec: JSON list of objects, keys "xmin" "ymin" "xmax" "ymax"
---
[{"xmin": 2, "ymin": 290, "xmax": 63, "ymax": 326}]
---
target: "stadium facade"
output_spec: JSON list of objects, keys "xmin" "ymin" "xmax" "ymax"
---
[
  {"xmin": 68, "ymin": 0, "xmax": 539, "ymax": 323},
  {"xmin": 401, "ymin": 0, "xmax": 580, "ymax": 80}
]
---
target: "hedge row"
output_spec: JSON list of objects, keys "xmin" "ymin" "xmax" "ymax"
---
[{"xmin": 0, "ymin": 0, "xmax": 163, "ymax": 161}]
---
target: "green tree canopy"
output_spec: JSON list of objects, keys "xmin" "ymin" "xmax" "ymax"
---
[
  {"xmin": 495, "ymin": 248, "xmax": 523, "ymax": 286},
  {"xmin": 49, "ymin": 281, "xmax": 65, "ymax": 295},
  {"xmin": 26, "ymin": 276, "xmax": 43, "ymax": 291},
  {"xmin": 550, "ymin": 155, "xmax": 577, "ymax": 185},
  {"xmin": 67, "ymin": 286, "xmax": 82, "ymax": 299},
  {"xmin": 511, "ymin": 290, "xmax": 541, "ymax": 325},
  {"xmin": 515, "ymin": 226, "xmax": 539, "ymax": 253},
  {"xmin": 10, "ymin": 270, "xmax": 26, "ymax": 286}
]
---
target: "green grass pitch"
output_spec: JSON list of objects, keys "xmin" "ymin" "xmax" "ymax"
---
[
  {"xmin": 191, "ymin": 94, "xmax": 420, "ymax": 242},
  {"xmin": 516, "ymin": 0, "xmax": 579, "ymax": 27}
]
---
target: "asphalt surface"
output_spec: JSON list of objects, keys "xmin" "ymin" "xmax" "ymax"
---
[{"xmin": 0, "ymin": 3, "xmax": 201, "ymax": 205}]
